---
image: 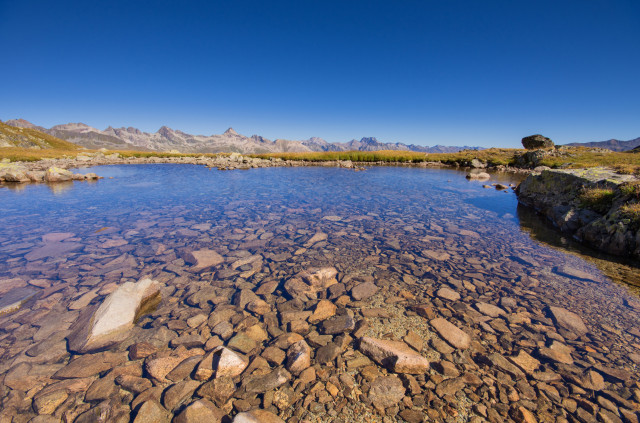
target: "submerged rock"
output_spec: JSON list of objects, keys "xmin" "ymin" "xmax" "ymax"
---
[
  {"xmin": 547, "ymin": 306, "xmax": 589, "ymax": 336},
  {"xmin": 430, "ymin": 318, "xmax": 471, "ymax": 350},
  {"xmin": 67, "ymin": 278, "xmax": 161, "ymax": 353},
  {"xmin": 233, "ymin": 409, "xmax": 285, "ymax": 423},
  {"xmin": 0, "ymin": 286, "xmax": 40, "ymax": 315},
  {"xmin": 368, "ymin": 375, "xmax": 406, "ymax": 410},
  {"xmin": 180, "ymin": 249, "xmax": 224, "ymax": 271},
  {"xmin": 358, "ymin": 337, "xmax": 430, "ymax": 374}
]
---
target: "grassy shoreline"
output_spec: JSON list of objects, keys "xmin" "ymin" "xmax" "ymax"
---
[{"xmin": 1, "ymin": 145, "xmax": 639, "ymax": 174}]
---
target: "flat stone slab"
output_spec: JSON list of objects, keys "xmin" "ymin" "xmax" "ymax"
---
[
  {"xmin": 548, "ymin": 306, "xmax": 589, "ymax": 335},
  {"xmin": 180, "ymin": 249, "xmax": 224, "ymax": 271},
  {"xmin": 430, "ymin": 318, "xmax": 471, "ymax": 349},
  {"xmin": 359, "ymin": 337, "xmax": 429, "ymax": 374},
  {"xmin": 554, "ymin": 265, "xmax": 596, "ymax": 281},
  {"xmin": 234, "ymin": 410, "xmax": 285, "ymax": 423},
  {"xmin": 436, "ymin": 287, "xmax": 460, "ymax": 302},
  {"xmin": 0, "ymin": 286, "xmax": 40, "ymax": 314},
  {"xmin": 25, "ymin": 241, "xmax": 83, "ymax": 261}
]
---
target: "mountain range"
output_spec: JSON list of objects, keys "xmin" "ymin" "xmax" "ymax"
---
[
  {"xmin": 564, "ymin": 137, "xmax": 640, "ymax": 152},
  {"xmin": 2, "ymin": 119, "xmax": 482, "ymax": 154}
]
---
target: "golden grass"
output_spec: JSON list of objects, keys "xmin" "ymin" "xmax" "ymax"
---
[
  {"xmin": 251, "ymin": 148, "xmax": 520, "ymax": 165},
  {"xmin": 620, "ymin": 203, "xmax": 640, "ymax": 227},
  {"xmin": 620, "ymin": 181, "xmax": 640, "ymax": 199},
  {"xmin": 538, "ymin": 149, "xmax": 640, "ymax": 169},
  {"xmin": 0, "ymin": 121, "xmax": 79, "ymax": 150},
  {"xmin": 253, "ymin": 147, "xmax": 640, "ymax": 170},
  {"xmin": 612, "ymin": 164, "xmax": 640, "ymax": 176},
  {"xmin": 0, "ymin": 147, "xmax": 80, "ymax": 162}
]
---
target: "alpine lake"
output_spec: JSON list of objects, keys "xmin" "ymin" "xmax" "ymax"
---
[{"xmin": 0, "ymin": 164, "xmax": 639, "ymax": 423}]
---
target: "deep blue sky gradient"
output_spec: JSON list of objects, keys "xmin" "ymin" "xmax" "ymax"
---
[{"xmin": 1, "ymin": 0, "xmax": 638, "ymax": 147}]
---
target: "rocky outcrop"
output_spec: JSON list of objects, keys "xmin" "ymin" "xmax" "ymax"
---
[
  {"xmin": 517, "ymin": 168, "xmax": 640, "ymax": 259},
  {"xmin": 0, "ymin": 163, "xmax": 101, "ymax": 184},
  {"xmin": 522, "ymin": 134, "xmax": 554, "ymax": 149},
  {"xmin": 67, "ymin": 278, "xmax": 162, "ymax": 353}
]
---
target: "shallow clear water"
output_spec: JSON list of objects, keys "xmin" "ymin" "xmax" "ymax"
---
[
  {"xmin": 0, "ymin": 164, "xmax": 636, "ymax": 320},
  {"xmin": 1, "ymin": 164, "xmax": 639, "ymax": 421}
]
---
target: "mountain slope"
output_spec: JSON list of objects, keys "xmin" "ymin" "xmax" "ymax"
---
[
  {"xmin": 564, "ymin": 137, "xmax": 640, "ymax": 152},
  {"xmin": 0, "ymin": 121, "xmax": 79, "ymax": 150},
  {"xmin": 3, "ymin": 119, "xmax": 483, "ymax": 154}
]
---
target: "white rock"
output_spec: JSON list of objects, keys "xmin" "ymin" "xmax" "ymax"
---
[{"xmin": 68, "ymin": 278, "xmax": 161, "ymax": 353}]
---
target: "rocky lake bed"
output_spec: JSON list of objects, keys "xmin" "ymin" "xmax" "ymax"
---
[{"xmin": 0, "ymin": 163, "xmax": 639, "ymax": 423}]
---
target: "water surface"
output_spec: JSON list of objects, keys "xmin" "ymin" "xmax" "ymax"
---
[{"xmin": 0, "ymin": 164, "xmax": 639, "ymax": 421}]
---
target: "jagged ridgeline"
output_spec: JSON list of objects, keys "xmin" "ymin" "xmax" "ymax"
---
[{"xmin": 3, "ymin": 119, "xmax": 482, "ymax": 155}]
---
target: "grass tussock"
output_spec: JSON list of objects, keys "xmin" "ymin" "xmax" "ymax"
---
[
  {"xmin": 579, "ymin": 187, "xmax": 616, "ymax": 213},
  {"xmin": 620, "ymin": 181, "xmax": 640, "ymax": 199},
  {"xmin": 619, "ymin": 203, "xmax": 640, "ymax": 228},
  {"xmin": 612, "ymin": 164, "xmax": 640, "ymax": 176}
]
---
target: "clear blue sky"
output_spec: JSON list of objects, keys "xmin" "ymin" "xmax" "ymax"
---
[{"xmin": 1, "ymin": 0, "xmax": 638, "ymax": 147}]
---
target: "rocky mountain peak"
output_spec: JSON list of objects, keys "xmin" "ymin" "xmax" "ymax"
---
[
  {"xmin": 157, "ymin": 126, "xmax": 175, "ymax": 137},
  {"xmin": 50, "ymin": 122, "xmax": 99, "ymax": 133},
  {"xmin": 4, "ymin": 118, "xmax": 37, "ymax": 128},
  {"xmin": 224, "ymin": 127, "xmax": 239, "ymax": 136}
]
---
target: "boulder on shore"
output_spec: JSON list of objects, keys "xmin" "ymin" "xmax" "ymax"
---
[
  {"xmin": 0, "ymin": 164, "xmax": 30, "ymax": 182},
  {"xmin": 45, "ymin": 167, "xmax": 74, "ymax": 182},
  {"xmin": 67, "ymin": 278, "xmax": 161, "ymax": 353},
  {"xmin": 522, "ymin": 134, "xmax": 554, "ymax": 149}
]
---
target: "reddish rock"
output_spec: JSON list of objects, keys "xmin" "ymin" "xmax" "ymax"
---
[
  {"xmin": 430, "ymin": 318, "xmax": 471, "ymax": 350},
  {"xmin": 548, "ymin": 306, "xmax": 589, "ymax": 335},
  {"xmin": 308, "ymin": 300, "xmax": 337, "ymax": 323},
  {"xmin": 180, "ymin": 249, "xmax": 224, "ymax": 271},
  {"xmin": 286, "ymin": 340, "xmax": 311, "ymax": 375},
  {"xmin": 358, "ymin": 337, "xmax": 429, "ymax": 374},
  {"xmin": 233, "ymin": 409, "xmax": 285, "ymax": 423},
  {"xmin": 351, "ymin": 282, "xmax": 378, "ymax": 301},
  {"xmin": 368, "ymin": 375, "xmax": 405, "ymax": 410}
]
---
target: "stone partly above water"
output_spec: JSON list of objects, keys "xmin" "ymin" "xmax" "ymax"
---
[
  {"xmin": 67, "ymin": 278, "xmax": 161, "ymax": 353},
  {"xmin": 0, "ymin": 163, "xmax": 101, "ymax": 184}
]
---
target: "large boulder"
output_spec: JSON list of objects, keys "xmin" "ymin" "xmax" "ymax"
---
[
  {"xmin": 67, "ymin": 278, "xmax": 161, "ymax": 353},
  {"xmin": 45, "ymin": 167, "xmax": 74, "ymax": 182},
  {"xmin": 522, "ymin": 134, "xmax": 554, "ymax": 150},
  {"xmin": 0, "ymin": 164, "xmax": 29, "ymax": 182}
]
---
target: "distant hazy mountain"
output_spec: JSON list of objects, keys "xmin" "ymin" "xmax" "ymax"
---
[
  {"xmin": 564, "ymin": 137, "xmax": 640, "ymax": 152},
  {"xmin": 3, "ymin": 119, "xmax": 483, "ymax": 154}
]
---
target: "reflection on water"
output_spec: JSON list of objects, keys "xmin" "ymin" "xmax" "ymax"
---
[
  {"xmin": 517, "ymin": 204, "xmax": 640, "ymax": 290},
  {"xmin": 47, "ymin": 181, "xmax": 74, "ymax": 195}
]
